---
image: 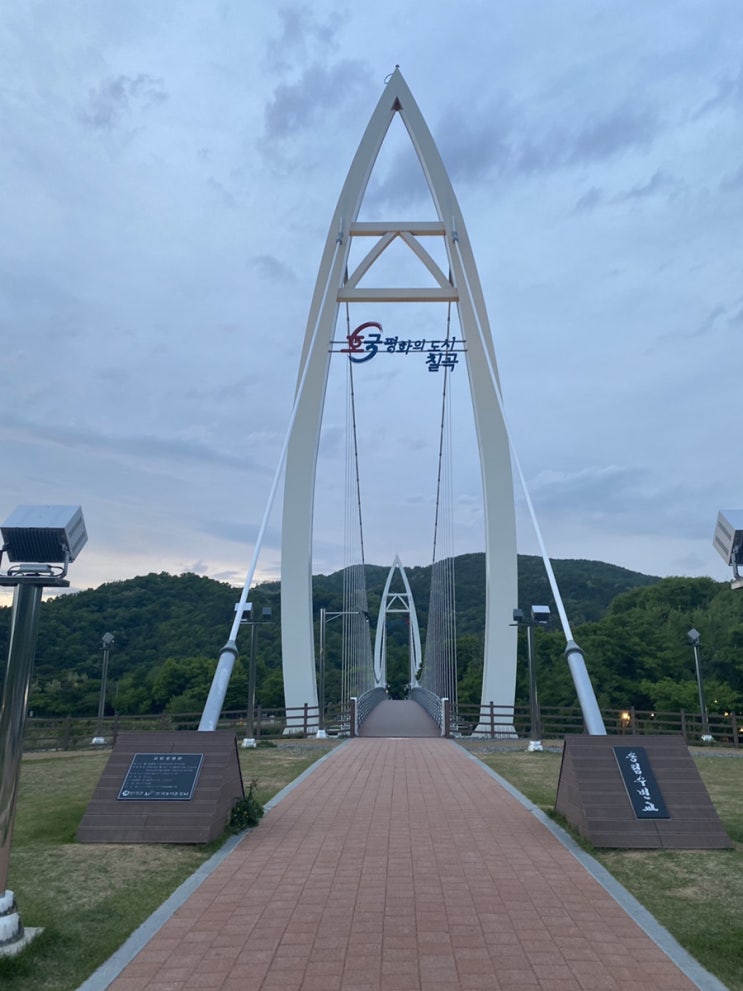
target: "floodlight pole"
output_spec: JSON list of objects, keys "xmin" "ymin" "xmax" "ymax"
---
[
  {"xmin": 525, "ymin": 624, "xmax": 542, "ymax": 751},
  {"xmin": 687, "ymin": 629, "xmax": 713, "ymax": 743},
  {"xmin": 240, "ymin": 607, "xmax": 272, "ymax": 748},
  {"xmin": 513, "ymin": 607, "xmax": 548, "ymax": 752},
  {"xmin": 245, "ymin": 624, "xmax": 258, "ymax": 746},
  {"xmin": 318, "ymin": 609, "xmax": 365, "ymax": 739},
  {"xmin": 0, "ymin": 574, "xmax": 68, "ymax": 948},
  {"xmin": 93, "ymin": 633, "xmax": 115, "ymax": 744}
]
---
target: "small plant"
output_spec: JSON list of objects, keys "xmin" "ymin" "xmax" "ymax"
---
[
  {"xmin": 257, "ymin": 739, "xmax": 277, "ymax": 748},
  {"xmin": 229, "ymin": 779, "xmax": 264, "ymax": 831}
]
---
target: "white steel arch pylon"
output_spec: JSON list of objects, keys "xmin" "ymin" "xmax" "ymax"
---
[
  {"xmin": 280, "ymin": 68, "xmax": 517, "ymax": 731},
  {"xmin": 374, "ymin": 555, "xmax": 423, "ymax": 691}
]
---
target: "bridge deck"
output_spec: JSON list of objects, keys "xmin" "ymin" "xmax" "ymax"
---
[
  {"xmin": 359, "ymin": 699, "xmax": 440, "ymax": 737},
  {"xmin": 94, "ymin": 739, "xmax": 711, "ymax": 991}
]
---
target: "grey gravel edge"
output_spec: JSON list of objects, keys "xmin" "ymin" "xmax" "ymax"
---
[
  {"xmin": 461, "ymin": 747, "xmax": 730, "ymax": 991},
  {"xmin": 75, "ymin": 741, "xmax": 347, "ymax": 991}
]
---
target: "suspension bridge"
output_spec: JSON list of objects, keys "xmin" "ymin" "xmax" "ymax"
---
[
  {"xmin": 197, "ymin": 66, "xmax": 605, "ymax": 742},
  {"xmin": 77, "ymin": 69, "xmax": 723, "ymax": 991}
]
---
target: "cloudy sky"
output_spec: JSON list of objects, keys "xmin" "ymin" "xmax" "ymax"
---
[{"xmin": 2, "ymin": 1, "xmax": 742, "ymax": 604}]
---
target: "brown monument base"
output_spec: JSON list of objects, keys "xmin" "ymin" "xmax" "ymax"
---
[
  {"xmin": 554, "ymin": 734, "xmax": 732, "ymax": 849},
  {"xmin": 77, "ymin": 731, "xmax": 244, "ymax": 844}
]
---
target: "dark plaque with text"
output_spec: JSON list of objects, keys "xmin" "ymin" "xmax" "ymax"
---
[
  {"xmin": 613, "ymin": 745, "xmax": 669, "ymax": 819},
  {"xmin": 118, "ymin": 752, "xmax": 204, "ymax": 801}
]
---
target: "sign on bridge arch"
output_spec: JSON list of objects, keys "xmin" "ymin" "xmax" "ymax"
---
[{"xmin": 337, "ymin": 320, "xmax": 465, "ymax": 372}]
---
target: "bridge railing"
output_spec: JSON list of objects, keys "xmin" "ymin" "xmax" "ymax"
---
[
  {"xmin": 350, "ymin": 687, "xmax": 388, "ymax": 736},
  {"xmin": 18, "ymin": 704, "xmax": 741, "ymax": 752},
  {"xmin": 409, "ymin": 687, "xmax": 450, "ymax": 736},
  {"xmin": 456, "ymin": 703, "xmax": 741, "ymax": 746}
]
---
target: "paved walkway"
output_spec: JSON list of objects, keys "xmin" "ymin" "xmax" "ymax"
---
[
  {"xmin": 90, "ymin": 739, "xmax": 723, "ymax": 991},
  {"xmin": 359, "ymin": 700, "xmax": 440, "ymax": 737}
]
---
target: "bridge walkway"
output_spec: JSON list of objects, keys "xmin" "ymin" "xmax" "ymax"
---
[
  {"xmin": 91, "ymin": 739, "xmax": 716, "ymax": 991},
  {"xmin": 359, "ymin": 699, "xmax": 440, "ymax": 737}
]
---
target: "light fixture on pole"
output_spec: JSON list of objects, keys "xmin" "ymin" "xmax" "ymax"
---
[
  {"xmin": 713, "ymin": 511, "xmax": 743, "ymax": 590},
  {"xmin": 92, "ymin": 632, "xmax": 115, "ymax": 745},
  {"xmin": 0, "ymin": 505, "xmax": 87, "ymax": 955},
  {"xmin": 686, "ymin": 628, "xmax": 713, "ymax": 743},
  {"xmin": 513, "ymin": 605, "xmax": 550, "ymax": 752},
  {"xmin": 236, "ymin": 603, "xmax": 272, "ymax": 748}
]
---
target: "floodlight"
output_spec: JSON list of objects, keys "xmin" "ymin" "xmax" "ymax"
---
[
  {"xmin": 687, "ymin": 628, "xmax": 701, "ymax": 647},
  {"xmin": 1, "ymin": 505, "xmax": 87, "ymax": 572},
  {"xmin": 512, "ymin": 608, "xmax": 524, "ymax": 622},
  {"xmin": 0, "ymin": 503, "xmax": 87, "ymax": 950},
  {"xmin": 531, "ymin": 605, "xmax": 551, "ymax": 625},
  {"xmin": 713, "ymin": 511, "xmax": 743, "ymax": 588}
]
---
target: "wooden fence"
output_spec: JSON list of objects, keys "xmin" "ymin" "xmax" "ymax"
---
[{"xmin": 21, "ymin": 703, "xmax": 740, "ymax": 752}]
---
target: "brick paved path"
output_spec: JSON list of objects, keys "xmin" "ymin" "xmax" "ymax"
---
[{"xmin": 104, "ymin": 739, "xmax": 706, "ymax": 991}]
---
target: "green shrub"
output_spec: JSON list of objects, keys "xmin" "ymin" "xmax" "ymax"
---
[{"xmin": 228, "ymin": 780, "xmax": 264, "ymax": 831}]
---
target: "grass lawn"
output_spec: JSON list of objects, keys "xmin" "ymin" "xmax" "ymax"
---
[
  {"xmin": 0, "ymin": 741, "xmax": 339, "ymax": 991},
  {"xmin": 465, "ymin": 742, "xmax": 743, "ymax": 991}
]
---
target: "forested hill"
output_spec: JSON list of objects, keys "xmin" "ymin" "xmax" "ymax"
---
[{"xmin": 2, "ymin": 554, "xmax": 741, "ymax": 718}]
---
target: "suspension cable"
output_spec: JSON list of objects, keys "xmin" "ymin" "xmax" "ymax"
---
[{"xmin": 431, "ymin": 302, "xmax": 453, "ymax": 564}]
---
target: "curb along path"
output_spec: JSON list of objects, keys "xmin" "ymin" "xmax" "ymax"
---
[{"xmin": 99, "ymin": 739, "xmax": 715, "ymax": 991}]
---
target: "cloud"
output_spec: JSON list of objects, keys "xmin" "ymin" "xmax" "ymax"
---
[
  {"xmin": 693, "ymin": 60, "xmax": 743, "ymax": 119},
  {"xmin": 81, "ymin": 73, "xmax": 168, "ymax": 130},
  {"xmin": 267, "ymin": 5, "xmax": 343, "ymax": 63},
  {"xmin": 200, "ymin": 519, "xmax": 281, "ymax": 550},
  {"xmin": 249, "ymin": 255, "xmax": 298, "ymax": 283},
  {"xmin": 565, "ymin": 105, "xmax": 658, "ymax": 166},
  {"xmin": 575, "ymin": 170, "xmax": 678, "ymax": 212},
  {"xmin": 263, "ymin": 60, "xmax": 368, "ymax": 141},
  {"xmin": 0, "ymin": 417, "xmax": 268, "ymax": 473}
]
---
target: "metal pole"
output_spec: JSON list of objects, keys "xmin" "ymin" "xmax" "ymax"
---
[
  {"xmin": 526, "ymin": 624, "xmax": 542, "ymax": 752},
  {"xmin": 0, "ymin": 581, "xmax": 44, "ymax": 919},
  {"xmin": 692, "ymin": 642, "xmax": 712, "ymax": 742},
  {"xmin": 317, "ymin": 608, "xmax": 327, "ymax": 737},
  {"xmin": 245, "ymin": 624, "xmax": 257, "ymax": 744},
  {"xmin": 93, "ymin": 634, "xmax": 113, "ymax": 743}
]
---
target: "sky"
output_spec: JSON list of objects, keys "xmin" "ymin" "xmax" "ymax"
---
[{"xmin": 2, "ymin": 0, "xmax": 743, "ymax": 605}]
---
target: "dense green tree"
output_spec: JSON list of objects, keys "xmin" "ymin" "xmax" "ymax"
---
[{"xmin": 3, "ymin": 557, "xmax": 742, "ymax": 718}]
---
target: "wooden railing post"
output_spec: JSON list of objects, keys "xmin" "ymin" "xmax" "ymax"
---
[
  {"xmin": 680, "ymin": 710, "xmax": 687, "ymax": 743},
  {"xmin": 62, "ymin": 715, "xmax": 72, "ymax": 751},
  {"xmin": 489, "ymin": 702, "xmax": 495, "ymax": 739}
]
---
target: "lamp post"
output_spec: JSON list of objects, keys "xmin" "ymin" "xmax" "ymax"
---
[
  {"xmin": 513, "ymin": 605, "xmax": 550, "ymax": 752},
  {"xmin": 92, "ymin": 632, "xmax": 115, "ymax": 745},
  {"xmin": 240, "ymin": 605, "xmax": 272, "ymax": 748},
  {"xmin": 687, "ymin": 628, "xmax": 713, "ymax": 743},
  {"xmin": 318, "ymin": 608, "xmax": 367, "ymax": 739},
  {"xmin": 0, "ymin": 505, "xmax": 87, "ymax": 955}
]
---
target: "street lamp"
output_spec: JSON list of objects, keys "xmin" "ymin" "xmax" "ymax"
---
[
  {"xmin": 92, "ymin": 633, "xmax": 115, "ymax": 745},
  {"xmin": 686, "ymin": 628, "xmax": 713, "ymax": 743},
  {"xmin": 318, "ymin": 608, "xmax": 368, "ymax": 739},
  {"xmin": 237, "ymin": 604, "xmax": 272, "ymax": 748},
  {"xmin": 0, "ymin": 505, "xmax": 87, "ymax": 955},
  {"xmin": 513, "ymin": 605, "xmax": 550, "ymax": 752}
]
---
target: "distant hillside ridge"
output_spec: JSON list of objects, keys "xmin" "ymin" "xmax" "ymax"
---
[{"xmin": 12, "ymin": 555, "xmax": 742, "ymax": 720}]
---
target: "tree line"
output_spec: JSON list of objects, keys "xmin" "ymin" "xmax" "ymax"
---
[{"xmin": 0, "ymin": 555, "xmax": 741, "ymax": 718}]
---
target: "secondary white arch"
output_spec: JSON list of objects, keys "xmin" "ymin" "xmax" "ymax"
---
[
  {"xmin": 280, "ymin": 68, "xmax": 518, "ymax": 730},
  {"xmin": 374, "ymin": 555, "xmax": 423, "ymax": 690}
]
